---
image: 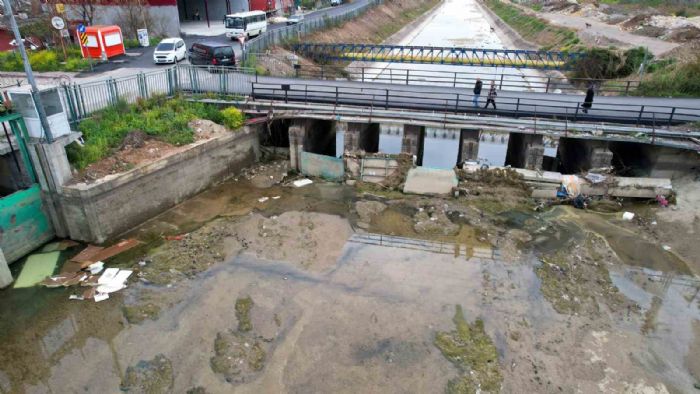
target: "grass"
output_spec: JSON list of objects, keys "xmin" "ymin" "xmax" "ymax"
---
[
  {"xmin": 483, "ymin": 0, "xmax": 579, "ymax": 50},
  {"xmin": 66, "ymin": 96, "xmax": 243, "ymax": 169},
  {"xmin": 235, "ymin": 296, "xmax": 254, "ymax": 332},
  {"xmin": 636, "ymin": 55, "xmax": 700, "ymax": 97}
]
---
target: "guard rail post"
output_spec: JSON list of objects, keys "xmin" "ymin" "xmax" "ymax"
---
[
  {"xmin": 406, "ymin": 69, "xmax": 409, "ymax": 85},
  {"xmin": 335, "ymin": 87, "xmax": 339, "ymax": 106},
  {"xmin": 574, "ymin": 103, "xmax": 580, "ymax": 121},
  {"xmin": 499, "ymin": 73, "xmax": 504, "ymax": 90},
  {"xmin": 385, "ymin": 89, "xmax": 389, "ymax": 109},
  {"xmin": 668, "ymin": 107, "xmax": 676, "ymax": 126},
  {"xmin": 455, "ymin": 94, "xmax": 460, "ymax": 113},
  {"xmin": 545, "ymin": 77, "xmax": 551, "ymax": 93},
  {"xmin": 637, "ymin": 105, "xmax": 645, "ymax": 126},
  {"xmin": 625, "ymin": 80, "xmax": 631, "ymax": 96},
  {"xmin": 515, "ymin": 98, "xmax": 520, "ymax": 115}
]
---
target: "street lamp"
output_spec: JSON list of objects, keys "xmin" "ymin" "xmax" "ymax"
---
[{"xmin": 2, "ymin": 0, "xmax": 55, "ymax": 143}]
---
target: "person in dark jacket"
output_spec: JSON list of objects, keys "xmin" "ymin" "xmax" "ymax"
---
[
  {"xmin": 484, "ymin": 81, "xmax": 497, "ymax": 109},
  {"xmin": 472, "ymin": 78, "xmax": 482, "ymax": 108},
  {"xmin": 582, "ymin": 85, "xmax": 594, "ymax": 113}
]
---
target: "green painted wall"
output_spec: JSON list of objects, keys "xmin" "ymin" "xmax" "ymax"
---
[{"xmin": 0, "ymin": 185, "xmax": 54, "ymax": 264}]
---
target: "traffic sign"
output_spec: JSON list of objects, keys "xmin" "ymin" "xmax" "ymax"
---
[
  {"xmin": 55, "ymin": 3, "xmax": 64, "ymax": 13},
  {"xmin": 61, "ymin": 29, "xmax": 69, "ymax": 37},
  {"xmin": 51, "ymin": 16, "xmax": 65, "ymax": 30},
  {"xmin": 78, "ymin": 24, "xmax": 86, "ymax": 33}
]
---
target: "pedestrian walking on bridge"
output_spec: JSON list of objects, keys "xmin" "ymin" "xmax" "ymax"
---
[
  {"xmin": 472, "ymin": 78, "xmax": 482, "ymax": 108},
  {"xmin": 582, "ymin": 84, "xmax": 595, "ymax": 113},
  {"xmin": 484, "ymin": 81, "xmax": 497, "ymax": 109}
]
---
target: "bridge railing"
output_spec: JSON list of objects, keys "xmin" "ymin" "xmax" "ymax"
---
[
  {"xmin": 291, "ymin": 65, "xmax": 641, "ymax": 95},
  {"xmin": 250, "ymin": 81, "xmax": 700, "ymax": 127}
]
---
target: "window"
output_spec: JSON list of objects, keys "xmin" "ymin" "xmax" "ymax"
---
[
  {"xmin": 86, "ymin": 35, "xmax": 98, "ymax": 47},
  {"xmin": 225, "ymin": 16, "xmax": 244, "ymax": 28},
  {"xmin": 156, "ymin": 42, "xmax": 175, "ymax": 51},
  {"xmin": 215, "ymin": 47, "xmax": 233, "ymax": 57},
  {"xmin": 104, "ymin": 32, "xmax": 122, "ymax": 46}
]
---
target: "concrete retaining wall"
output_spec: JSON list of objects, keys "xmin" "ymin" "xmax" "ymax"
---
[{"xmin": 58, "ymin": 127, "xmax": 259, "ymax": 243}]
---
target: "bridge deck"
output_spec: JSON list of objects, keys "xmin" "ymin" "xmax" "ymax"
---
[{"xmin": 249, "ymin": 74, "xmax": 700, "ymax": 126}]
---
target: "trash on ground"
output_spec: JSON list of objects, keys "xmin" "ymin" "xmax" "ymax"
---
[
  {"xmin": 656, "ymin": 195, "xmax": 669, "ymax": 207},
  {"xmin": 98, "ymin": 268, "xmax": 120, "ymax": 284},
  {"xmin": 96, "ymin": 269, "xmax": 132, "ymax": 294},
  {"xmin": 14, "ymin": 251, "xmax": 61, "ymax": 288},
  {"xmin": 622, "ymin": 212, "xmax": 635, "ymax": 221},
  {"xmin": 258, "ymin": 197, "xmax": 269, "ymax": 203},
  {"xmin": 662, "ymin": 245, "xmax": 672, "ymax": 251},
  {"xmin": 293, "ymin": 179, "xmax": 313, "ymax": 187},
  {"xmin": 94, "ymin": 292, "xmax": 109, "ymax": 302},
  {"xmin": 272, "ymin": 196, "xmax": 281, "ymax": 199},
  {"xmin": 584, "ymin": 173, "xmax": 606, "ymax": 184},
  {"xmin": 41, "ymin": 240, "xmax": 80, "ymax": 253},
  {"xmin": 70, "ymin": 239, "xmax": 139, "ymax": 268},
  {"xmin": 39, "ymin": 271, "xmax": 88, "ymax": 288},
  {"xmin": 164, "ymin": 235, "xmax": 185, "ymax": 241},
  {"xmin": 561, "ymin": 175, "xmax": 582, "ymax": 197},
  {"xmin": 88, "ymin": 261, "xmax": 104, "ymax": 275}
]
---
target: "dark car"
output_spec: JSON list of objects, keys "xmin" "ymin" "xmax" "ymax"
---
[{"xmin": 188, "ymin": 42, "xmax": 236, "ymax": 67}]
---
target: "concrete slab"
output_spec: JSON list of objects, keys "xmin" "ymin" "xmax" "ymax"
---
[{"xmin": 403, "ymin": 167, "xmax": 457, "ymax": 195}]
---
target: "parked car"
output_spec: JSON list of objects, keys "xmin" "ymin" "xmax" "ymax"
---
[
  {"xmin": 331, "ymin": 0, "xmax": 342, "ymax": 5},
  {"xmin": 152, "ymin": 38, "xmax": 187, "ymax": 64},
  {"xmin": 187, "ymin": 42, "xmax": 236, "ymax": 68},
  {"xmin": 287, "ymin": 13, "xmax": 304, "ymax": 25}
]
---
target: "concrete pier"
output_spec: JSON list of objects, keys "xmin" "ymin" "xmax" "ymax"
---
[
  {"xmin": 505, "ymin": 133, "xmax": 544, "ymax": 170},
  {"xmin": 0, "ymin": 247, "xmax": 11, "ymax": 289},
  {"xmin": 457, "ymin": 129, "xmax": 480, "ymax": 164},
  {"xmin": 557, "ymin": 138, "xmax": 613, "ymax": 174},
  {"xmin": 344, "ymin": 122, "xmax": 380, "ymax": 153},
  {"xmin": 402, "ymin": 125, "xmax": 425, "ymax": 165}
]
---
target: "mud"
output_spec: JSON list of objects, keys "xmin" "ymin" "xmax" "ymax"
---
[{"xmin": 2, "ymin": 160, "xmax": 700, "ymax": 393}]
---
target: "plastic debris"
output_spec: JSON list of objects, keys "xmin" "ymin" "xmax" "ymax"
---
[
  {"xmin": 272, "ymin": 196, "xmax": 281, "ymax": 199},
  {"xmin": 561, "ymin": 175, "xmax": 582, "ymax": 198},
  {"xmin": 585, "ymin": 173, "xmax": 606, "ymax": 184},
  {"xmin": 96, "ymin": 269, "xmax": 132, "ymax": 294},
  {"xmin": 94, "ymin": 292, "xmax": 109, "ymax": 302},
  {"xmin": 293, "ymin": 179, "xmax": 313, "ymax": 187},
  {"xmin": 662, "ymin": 245, "xmax": 672, "ymax": 251},
  {"xmin": 258, "ymin": 197, "xmax": 269, "ymax": 203},
  {"xmin": 656, "ymin": 195, "xmax": 669, "ymax": 207},
  {"xmin": 69, "ymin": 294, "xmax": 84, "ymax": 300},
  {"xmin": 88, "ymin": 261, "xmax": 104, "ymax": 275},
  {"xmin": 14, "ymin": 252, "xmax": 61, "ymax": 288},
  {"xmin": 622, "ymin": 212, "xmax": 635, "ymax": 221}
]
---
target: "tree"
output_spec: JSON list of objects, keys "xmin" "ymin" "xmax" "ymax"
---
[{"xmin": 76, "ymin": 0, "xmax": 99, "ymax": 25}]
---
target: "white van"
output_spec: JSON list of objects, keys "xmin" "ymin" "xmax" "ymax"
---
[{"xmin": 225, "ymin": 10, "xmax": 267, "ymax": 39}]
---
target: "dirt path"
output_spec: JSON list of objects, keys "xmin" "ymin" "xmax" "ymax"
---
[{"xmin": 539, "ymin": 11, "xmax": 679, "ymax": 56}]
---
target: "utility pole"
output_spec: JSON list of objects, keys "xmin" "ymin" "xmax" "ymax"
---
[{"xmin": 3, "ymin": 0, "xmax": 55, "ymax": 143}]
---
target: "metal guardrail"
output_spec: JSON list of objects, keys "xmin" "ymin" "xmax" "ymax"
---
[
  {"xmin": 246, "ymin": 0, "xmax": 382, "ymax": 55},
  {"xmin": 291, "ymin": 65, "xmax": 642, "ymax": 95},
  {"xmin": 292, "ymin": 43, "xmax": 584, "ymax": 70},
  {"xmin": 250, "ymin": 80, "xmax": 700, "ymax": 126}
]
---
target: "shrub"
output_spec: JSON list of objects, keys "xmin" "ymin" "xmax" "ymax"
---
[
  {"xmin": 220, "ymin": 107, "xmax": 245, "ymax": 130},
  {"xmin": 0, "ymin": 51, "xmax": 23, "ymax": 71},
  {"xmin": 71, "ymin": 97, "xmax": 240, "ymax": 168},
  {"xmin": 64, "ymin": 57, "xmax": 90, "ymax": 71},
  {"xmin": 637, "ymin": 55, "xmax": 700, "ymax": 97},
  {"xmin": 28, "ymin": 50, "xmax": 59, "ymax": 71}
]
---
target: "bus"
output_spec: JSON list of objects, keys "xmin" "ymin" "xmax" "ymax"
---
[{"xmin": 225, "ymin": 11, "xmax": 267, "ymax": 40}]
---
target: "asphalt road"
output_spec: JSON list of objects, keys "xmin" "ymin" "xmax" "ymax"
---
[{"xmin": 87, "ymin": 0, "xmax": 370, "ymax": 74}]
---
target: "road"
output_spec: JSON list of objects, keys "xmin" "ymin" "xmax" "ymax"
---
[{"xmin": 89, "ymin": 0, "xmax": 371, "ymax": 74}]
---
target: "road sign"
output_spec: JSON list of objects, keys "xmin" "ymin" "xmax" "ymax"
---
[
  {"xmin": 55, "ymin": 3, "xmax": 64, "ymax": 13},
  {"xmin": 60, "ymin": 29, "xmax": 69, "ymax": 37},
  {"xmin": 51, "ymin": 16, "xmax": 65, "ymax": 30},
  {"xmin": 77, "ymin": 24, "xmax": 88, "ymax": 47},
  {"xmin": 78, "ymin": 24, "xmax": 86, "ymax": 33}
]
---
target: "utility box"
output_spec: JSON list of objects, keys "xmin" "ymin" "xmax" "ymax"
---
[
  {"xmin": 8, "ymin": 88, "xmax": 71, "ymax": 139},
  {"xmin": 78, "ymin": 25, "xmax": 126, "ymax": 59}
]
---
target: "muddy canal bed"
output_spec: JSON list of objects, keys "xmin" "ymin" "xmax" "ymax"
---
[{"xmin": 1, "ymin": 162, "xmax": 699, "ymax": 393}]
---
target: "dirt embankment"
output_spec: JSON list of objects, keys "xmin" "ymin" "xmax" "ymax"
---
[{"xmin": 305, "ymin": 0, "xmax": 442, "ymax": 44}]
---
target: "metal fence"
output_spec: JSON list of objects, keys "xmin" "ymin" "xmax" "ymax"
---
[
  {"xmin": 246, "ymin": 0, "xmax": 382, "ymax": 54},
  {"xmin": 60, "ymin": 65, "xmax": 257, "ymax": 123}
]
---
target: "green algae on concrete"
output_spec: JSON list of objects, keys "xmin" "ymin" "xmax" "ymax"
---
[
  {"xmin": 434, "ymin": 305, "xmax": 503, "ymax": 394},
  {"xmin": 123, "ymin": 303, "xmax": 162, "ymax": 324},
  {"xmin": 235, "ymin": 296, "xmax": 253, "ymax": 332},
  {"xmin": 210, "ymin": 331, "xmax": 267, "ymax": 383},
  {"xmin": 120, "ymin": 354, "xmax": 174, "ymax": 393}
]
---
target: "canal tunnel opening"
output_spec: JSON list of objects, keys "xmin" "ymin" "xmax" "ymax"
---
[
  {"xmin": 359, "ymin": 123, "xmax": 381, "ymax": 153},
  {"xmin": 261, "ymin": 119, "xmax": 291, "ymax": 148},
  {"xmin": 303, "ymin": 120, "xmax": 337, "ymax": 157}
]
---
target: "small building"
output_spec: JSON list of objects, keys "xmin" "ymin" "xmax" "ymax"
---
[{"xmin": 77, "ymin": 25, "xmax": 125, "ymax": 59}]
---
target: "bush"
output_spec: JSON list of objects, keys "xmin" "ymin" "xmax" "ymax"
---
[
  {"xmin": 64, "ymin": 57, "xmax": 90, "ymax": 72},
  {"xmin": 70, "ymin": 97, "xmax": 240, "ymax": 168},
  {"xmin": 0, "ymin": 51, "xmax": 24, "ymax": 71},
  {"xmin": 124, "ymin": 38, "xmax": 140, "ymax": 49},
  {"xmin": 220, "ymin": 107, "xmax": 245, "ymax": 130},
  {"xmin": 637, "ymin": 55, "xmax": 700, "ymax": 97},
  {"xmin": 28, "ymin": 50, "xmax": 59, "ymax": 71}
]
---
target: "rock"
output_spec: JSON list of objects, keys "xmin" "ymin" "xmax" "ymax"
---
[{"xmin": 355, "ymin": 201, "xmax": 387, "ymax": 223}]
